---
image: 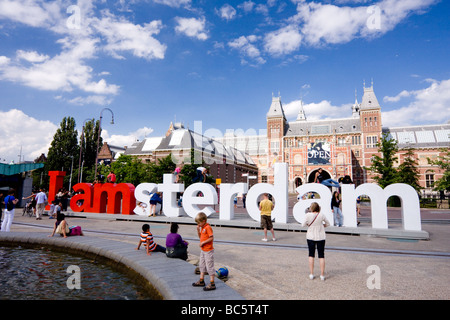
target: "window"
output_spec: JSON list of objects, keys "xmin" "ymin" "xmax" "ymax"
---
[
  {"xmin": 338, "ymin": 137, "xmax": 345, "ymax": 146},
  {"xmin": 270, "ymin": 141, "xmax": 280, "ymax": 153},
  {"xmin": 366, "ymin": 136, "xmax": 378, "ymax": 148},
  {"xmin": 261, "ymin": 175, "xmax": 268, "ymax": 183},
  {"xmin": 426, "ymin": 173, "xmax": 434, "ymax": 188},
  {"xmin": 352, "ymin": 135, "xmax": 361, "ymax": 145}
]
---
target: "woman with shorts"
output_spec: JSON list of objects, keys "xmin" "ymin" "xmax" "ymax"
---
[{"xmin": 303, "ymin": 202, "xmax": 330, "ymax": 281}]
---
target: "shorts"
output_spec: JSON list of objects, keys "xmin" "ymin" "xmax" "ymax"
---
[
  {"xmin": 307, "ymin": 239, "xmax": 325, "ymax": 258},
  {"xmin": 260, "ymin": 215, "xmax": 273, "ymax": 230},
  {"xmin": 199, "ymin": 250, "xmax": 215, "ymax": 276}
]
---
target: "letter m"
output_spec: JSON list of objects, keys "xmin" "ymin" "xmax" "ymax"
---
[
  {"xmin": 93, "ymin": 183, "xmax": 136, "ymax": 215},
  {"xmin": 341, "ymin": 183, "xmax": 421, "ymax": 231}
]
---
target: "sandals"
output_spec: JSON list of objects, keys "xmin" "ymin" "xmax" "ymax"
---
[
  {"xmin": 203, "ymin": 283, "xmax": 216, "ymax": 291},
  {"xmin": 192, "ymin": 280, "xmax": 216, "ymax": 291},
  {"xmin": 192, "ymin": 280, "xmax": 205, "ymax": 287}
]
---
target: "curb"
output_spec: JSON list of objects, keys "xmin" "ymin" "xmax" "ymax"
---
[{"xmin": 0, "ymin": 232, "xmax": 244, "ymax": 300}]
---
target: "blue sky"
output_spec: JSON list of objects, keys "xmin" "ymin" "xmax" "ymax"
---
[{"xmin": 0, "ymin": 0, "xmax": 449, "ymax": 163}]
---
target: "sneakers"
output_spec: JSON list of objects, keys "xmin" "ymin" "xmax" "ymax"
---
[
  {"xmin": 309, "ymin": 274, "xmax": 326, "ymax": 281},
  {"xmin": 261, "ymin": 238, "xmax": 276, "ymax": 242}
]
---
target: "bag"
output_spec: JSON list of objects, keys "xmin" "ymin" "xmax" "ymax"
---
[
  {"xmin": 55, "ymin": 222, "xmax": 70, "ymax": 235},
  {"xmin": 166, "ymin": 244, "xmax": 188, "ymax": 260},
  {"xmin": 6, "ymin": 196, "xmax": 14, "ymax": 211}
]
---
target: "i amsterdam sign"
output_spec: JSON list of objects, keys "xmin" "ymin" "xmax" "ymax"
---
[{"xmin": 47, "ymin": 163, "xmax": 423, "ymax": 232}]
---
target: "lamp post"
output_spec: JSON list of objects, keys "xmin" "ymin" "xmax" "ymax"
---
[{"xmin": 94, "ymin": 108, "xmax": 114, "ymax": 180}]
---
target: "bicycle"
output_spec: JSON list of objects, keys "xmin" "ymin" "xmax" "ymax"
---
[{"xmin": 22, "ymin": 200, "xmax": 34, "ymax": 217}]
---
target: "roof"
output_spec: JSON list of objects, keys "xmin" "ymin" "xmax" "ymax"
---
[
  {"xmin": 383, "ymin": 124, "xmax": 450, "ymax": 149},
  {"xmin": 360, "ymin": 85, "xmax": 381, "ymax": 110},
  {"xmin": 125, "ymin": 128, "xmax": 256, "ymax": 166},
  {"xmin": 267, "ymin": 96, "xmax": 286, "ymax": 119},
  {"xmin": 0, "ymin": 163, "xmax": 44, "ymax": 176},
  {"xmin": 285, "ymin": 117, "xmax": 361, "ymax": 136}
]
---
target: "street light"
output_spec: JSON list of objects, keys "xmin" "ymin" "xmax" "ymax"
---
[{"xmin": 94, "ymin": 108, "xmax": 114, "ymax": 180}]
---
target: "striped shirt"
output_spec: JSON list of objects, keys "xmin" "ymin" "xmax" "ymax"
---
[{"xmin": 140, "ymin": 231, "xmax": 157, "ymax": 251}]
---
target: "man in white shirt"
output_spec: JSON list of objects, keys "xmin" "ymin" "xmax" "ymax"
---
[{"xmin": 35, "ymin": 188, "xmax": 47, "ymax": 220}]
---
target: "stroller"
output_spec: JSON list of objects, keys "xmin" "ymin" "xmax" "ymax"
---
[{"xmin": 22, "ymin": 200, "xmax": 34, "ymax": 217}]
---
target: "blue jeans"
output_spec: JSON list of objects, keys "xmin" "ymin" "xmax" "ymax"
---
[
  {"xmin": 321, "ymin": 179, "xmax": 340, "ymax": 188},
  {"xmin": 333, "ymin": 206, "xmax": 343, "ymax": 227}
]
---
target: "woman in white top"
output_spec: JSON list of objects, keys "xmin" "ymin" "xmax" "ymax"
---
[{"xmin": 302, "ymin": 202, "xmax": 330, "ymax": 281}]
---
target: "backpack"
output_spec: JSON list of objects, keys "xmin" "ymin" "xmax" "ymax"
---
[{"xmin": 6, "ymin": 196, "xmax": 14, "ymax": 211}]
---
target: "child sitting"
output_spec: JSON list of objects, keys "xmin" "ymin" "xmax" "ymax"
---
[{"xmin": 136, "ymin": 224, "xmax": 166, "ymax": 255}]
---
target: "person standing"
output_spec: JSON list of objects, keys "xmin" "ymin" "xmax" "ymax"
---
[
  {"xmin": 303, "ymin": 202, "xmax": 330, "ymax": 281},
  {"xmin": 35, "ymin": 188, "xmax": 47, "ymax": 220},
  {"xmin": 331, "ymin": 191, "xmax": 343, "ymax": 227},
  {"xmin": 1, "ymin": 189, "xmax": 19, "ymax": 232},
  {"xmin": 107, "ymin": 171, "xmax": 116, "ymax": 183},
  {"xmin": 259, "ymin": 193, "xmax": 276, "ymax": 241},
  {"xmin": 192, "ymin": 212, "xmax": 216, "ymax": 291}
]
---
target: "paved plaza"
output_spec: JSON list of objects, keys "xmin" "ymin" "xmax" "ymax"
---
[{"xmin": 3, "ymin": 198, "xmax": 449, "ymax": 301}]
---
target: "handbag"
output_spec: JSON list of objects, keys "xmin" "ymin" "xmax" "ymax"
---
[{"xmin": 55, "ymin": 222, "xmax": 70, "ymax": 235}]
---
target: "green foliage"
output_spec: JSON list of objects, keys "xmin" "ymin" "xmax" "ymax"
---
[
  {"xmin": 397, "ymin": 147, "xmax": 422, "ymax": 192},
  {"xmin": 428, "ymin": 149, "xmax": 450, "ymax": 191},
  {"xmin": 366, "ymin": 132, "xmax": 399, "ymax": 188},
  {"xmin": 44, "ymin": 117, "xmax": 79, "ymax": 188}
]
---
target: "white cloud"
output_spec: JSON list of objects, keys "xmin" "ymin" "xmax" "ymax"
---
[
  {"xmin": 228, "ymin": 35, "xmax": 266, "ymax": 65},
  {"xmin": 382, "ymin": 78, "xmax": 450, "ymax": 126},
  {"xmin": 175, "ymin": 17, "xmax": 208, "ymax": 40},
  {"xmin": 68, "ymin": 95, "xmax": 113, "ymax": 106},
  {"xmin": 291, "ymin": 0, "xmax": 437, "ymax": 47},
  {"xmin": 0, "ymin": 109, "xmax": 58, "ymax": 163},
  {"xmin": 0, "ymin": 39, "xmax": 120, "ymax": 94},
  {"xmin": 16, "ymin": 50, "xmax": 50, "ymax": 63},
  {"xmin": 101, "ymin": 127, "xmax": 154, "ymax": 148},
  {"xmin": 264, "ymin": 25, "xmax": 302, "ymax": 56},
  {"xmin": 217, "ymin": 4, "xmax": 237, "ymax": 21},
  {"xmin": 0, "ymin": 0, "xmax": 62, "ymax": 28},
  {"xmin": 94, "ymin": 12, "xmax": 166, "ymax": 60},
  {"xmin": 284, "ymin": 99, "xmax": 352, "ymax": 120},
  {"xmin": 153, "ymin": 0, "xmax": 191, "ymax": 8}
]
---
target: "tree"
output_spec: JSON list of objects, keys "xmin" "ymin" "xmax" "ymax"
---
[
  {"xmin": 45, "ymin": 117, "xmax": 79, "ymax": 188},
  {"xmin": 148, "ymin": 154, "xmax": 176, "ymax": 184},
  {"xmin": 428, "ymin": 149, "xmax": 450, "ymax": 192},
  {"xmin": 397, "ymin": 147, "xmax": 421, "ymax": 193},
  {"xmin": 180, "ymin": 149, "xmax": 214, "ymax": 188},
  {"xmin": 109, "ymin": 154, "xmax": 147, "ymax": 186},
  {"xmin": 366, "ymin": 132, "xmax": 399, "ymax": 188},
  {"xmin": 79, "ymin": 119, "xmax": 102, "ymax": 173}
]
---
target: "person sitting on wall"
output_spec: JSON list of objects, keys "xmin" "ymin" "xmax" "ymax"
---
[
  {"xmin": 314, "ymin": 168, "xmax": 340, "ymax": 189},
  {"xmin": 193, "ymin": 166, "xmax": 207, "ymax": 183}
]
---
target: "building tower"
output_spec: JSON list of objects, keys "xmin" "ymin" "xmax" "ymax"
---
[
  {"xmin": 266, "ymin": 95, "xmax": 287, "ymax": 183},
  {"xmin": 359, "ymin": 81, "xmax": 382, "ymax": 183}
]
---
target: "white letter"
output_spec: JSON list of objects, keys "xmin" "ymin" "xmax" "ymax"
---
[
  {"xmin": 158, "ymin": 174, "xmax": 185, "ymax": 217},
  {"xmin": 219, "ymin": 183, "xmax": 248, "ymax": 220},
  {"xmin": 367, "ymin": 5, "xmax": 381, "ymax": 30},
  {"xmin": 134, "ymin": 183, "xmax": 157, "ymax": 216},
  {"xmin": 366, "ymin": 265, "xmax": 381, "ymax": 289},
  {"xmin": 246, "ymin": 163, "xmax": 289, "ymax": 223},
  {"xmin": 293, "ymin": 183, "xmax": 333, "ymax": 225},
  {"xmin": 66, "ymin": 265, "xmax": 81, "ymax": 290},
  {"xmin": 66, "ymin": 5, "xmax": 81, "ymax": 30},
  {"xmin": 183, "ymin": 183, "xmax": 218, "ymax": 218}
]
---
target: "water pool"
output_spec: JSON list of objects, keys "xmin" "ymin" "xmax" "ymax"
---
[{"xmin": 0, "ymin": 246, "xmax": 155, "ymax": 300}]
